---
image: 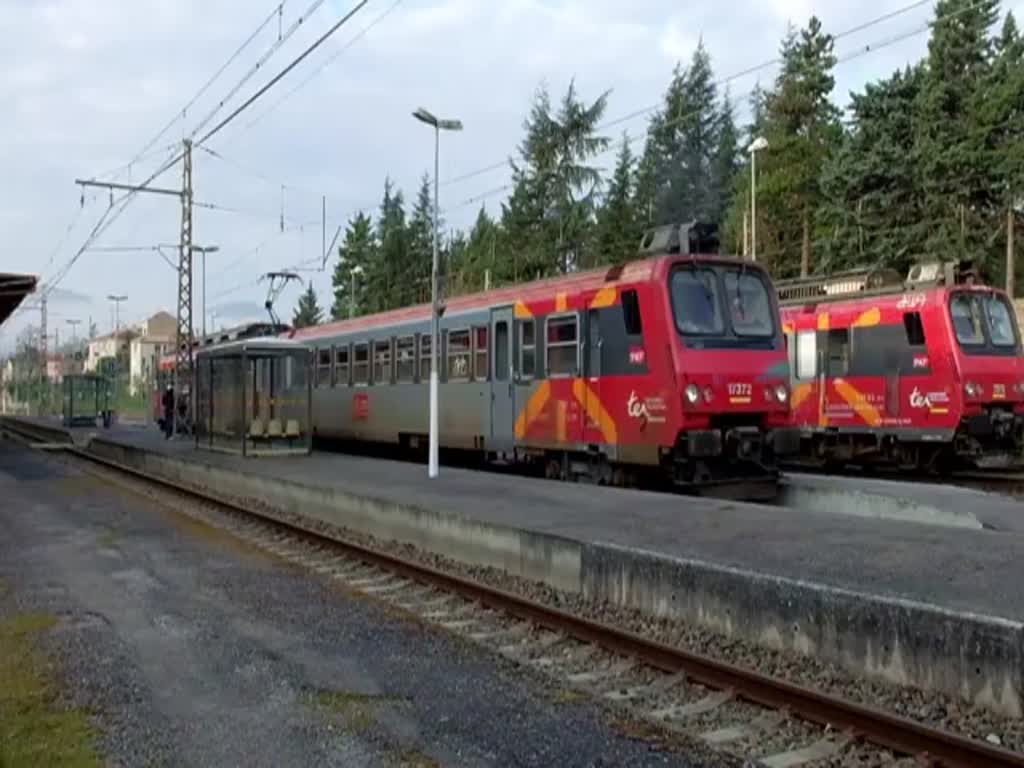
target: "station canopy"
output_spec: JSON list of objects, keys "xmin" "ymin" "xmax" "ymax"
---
[{"xmin": 0, "ymin": 273, "xmax": 38, "ymax": 326}]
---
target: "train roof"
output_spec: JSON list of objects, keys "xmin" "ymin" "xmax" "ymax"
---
[
  {"xmin": 197, "ymin": 336, "xmax": 310, "ymax": 358},
  {"xmin": 293, "ymin": 252, "xmax": 760, "ymax": 343}
]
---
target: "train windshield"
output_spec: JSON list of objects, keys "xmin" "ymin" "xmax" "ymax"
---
[
  {"xmin": 950, "ymin": 291, "xmax": 1020, "ymax": 352},
  {"xmin": 670, "ymin": 265, "xmax": 775, "ymax": 347}
]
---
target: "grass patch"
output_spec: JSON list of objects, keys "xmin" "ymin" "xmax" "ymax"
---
[
  {"xmin": 0, "ymin": 613, "xmax": 101, "ymax": 767},
  {"xmin": 310, "ymin": 689, "xmax": 407, "ymax": 735},
  {"xmin": 391, "ymin": 748, "xmax": 440, "ymax": 767},
  {"xmin": 551, "ymin": 688, "xmax": 588, "ymax": 705}
]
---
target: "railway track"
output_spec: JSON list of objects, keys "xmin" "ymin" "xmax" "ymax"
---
[{"xmin": 4, "ymin": 421, "xmax": 1024, "ymax": 767}]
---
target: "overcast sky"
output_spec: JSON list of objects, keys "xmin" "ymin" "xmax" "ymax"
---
[{"xmin": 2, "ymin": 0, "xmax": 1019, "ymax": 353}]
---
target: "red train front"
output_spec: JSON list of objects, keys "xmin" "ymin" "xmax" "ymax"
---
[{"xmin": 778, "ymin": 261, "xmax": 1024, "ymax": 471}]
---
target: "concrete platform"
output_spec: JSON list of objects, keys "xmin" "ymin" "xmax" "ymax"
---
[{"xmin": 4, "ymin": 415, "xmax": 1024, "ymax": 716}]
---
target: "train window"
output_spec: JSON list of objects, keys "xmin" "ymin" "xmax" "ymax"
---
[
  {"xmin": 519, "ymin": 320, "xmax": 536, "ymax": 379},
  {"xmin": 334, "ymin": 345, "xmax": 349, "ymax": 387},
  {"xmin": 396, "ymin": 336, "xmax": 416, "ymax": 381},
  {"xmin": 447, "ymin": 329, "xmax": 471, "ymax": 381},
  {"xmin": 827, "ymin": 329, "xmax": 850, "ymax": 377},
  {"xmin": 796, "ymin": 331, "xmax": 816, "ymax": 380},
  {"xmin": 903, "ymin": 312, "xmax": 926, "ymax": 346},
  {"xmin": 473, "ymin": 327, "xmax": 488, "ymax": 380},
  {"xmin": 622, "ymin": 289, "xmax": 643, "ymax": 335},
  {"xmin": 495, "ymin": 321, "xmax": 509, "ymax": 381},
  {"xmin": 353, "ymin": 343, "xmax": 369, "ymax": 384},
  {"xmin": 419, "ymin": 334, "xmax": 432, "ymax": 380},
  {"xmin": 984, "ymin": 295, "xmax": 1018, "ymax": 347},
  {"xmin": 373, "ymin": 340, "xmax": 392, "ymax": 384},
  {"xmin": 950, "ymin": 294, "xmax": 985, "ymax": 345},
  {"xmin": 316, "ymin": 348, "xmax": 332, "ymax": 388},
  {"xmin": 546, "ymin": 314, "xmax": 579, "ymax": 377}
]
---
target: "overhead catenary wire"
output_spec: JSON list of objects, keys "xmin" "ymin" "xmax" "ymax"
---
[
  {"xmin": 125, "ymin": 3, "xmax": 288, "ymax": 176},
  {"xmin": 45, "ymin": 1, "xmax": 373, "ymax": 297},
  {"xmin": 189, "ymin": 0, "xmax": 329, "ymax": 142}
]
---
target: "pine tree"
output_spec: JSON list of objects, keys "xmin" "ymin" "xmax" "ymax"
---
[
  {"xmin": 461, "ymin": 206, "xmax": 501, "ymax": 290},
  {"xmin": 331, "ymin": 211, "xmax": 376, "ymax": 319},
  {"xmin": 725, "ymin": 18, "xmax": 841, "ymax": 276},
  {"xmin": 817, "ymin": 66, "xmax": 925, "ymax": 274},
  {"xmin": 914, "ymin": 0, "xmax": 1000, "ymax": 262},
  {"xmin": 370, "ymin": 178, "xmax": 407, "ymax": 312},
  {"xmin": 710, "ymin": 90, "xmax": 739, "ymax": 229},
  {"xmin": 594, "ymin": 134, "xmax": 639, "ymax": 265},
  {"xmin": 406, "ymin": 174, "xmax": 436, "ymax": 304},
  {"xmin": 292, "ymin": 284, "xmax": 323, "ymax": 329}
]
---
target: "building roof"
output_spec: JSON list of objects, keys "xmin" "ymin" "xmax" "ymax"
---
[{"xmin": 0, "ymin": 273, "xmax": 38, "ymax": 326}]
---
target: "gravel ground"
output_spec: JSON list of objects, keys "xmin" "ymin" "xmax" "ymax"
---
[
  {"xmin": 213, "ymin": 485, "xmax": 1024, "ymax": 757},
  {"xmin": 0, "ymin": 438, "xmax": 718, "ymax": 767}
]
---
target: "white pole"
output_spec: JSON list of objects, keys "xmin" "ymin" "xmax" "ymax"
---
[
  {"xmin": 429, "ymin": 124, "xmax": 440, "ymax": 479},
  {"xmin": 750, "ymin": 150, "xmax": 757, "ymax": 263}
]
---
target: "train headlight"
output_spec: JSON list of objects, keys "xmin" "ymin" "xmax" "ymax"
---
[
  {"xmin": 774, "ymin": 384, "xmax": 789, "ymax": 404},
  {"xmin": 1015, "ymin": 381, "xmax": 1024, "ymax": 395},
  {"xmin": 965, "ymin": 381, "xmax": 981, "ymax": 398},
  {"xmin": 702, "ymin": 387, "xmax": 714, "ymax": 403},
  {"xmin": 684, "ymin": 384, "xmax": 701, "ymax": 405}
]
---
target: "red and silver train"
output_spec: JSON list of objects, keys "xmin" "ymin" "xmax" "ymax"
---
[
  {"xmin": 778, "ymin": 261, "xmax": 1024, "ymax": 471},
  {"xmin": 287, "ymin": 224, "xmax": 799, "ymax": 494}
]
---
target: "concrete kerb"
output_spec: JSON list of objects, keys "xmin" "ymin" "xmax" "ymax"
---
[{"xmin": 74, "ymin": 432, "xmax": 1024, "ymax": 717}]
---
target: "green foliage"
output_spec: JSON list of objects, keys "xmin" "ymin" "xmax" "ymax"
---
[
  {"xmin": 331, "ymin": 211, "xmax": 376, "ymax": 319},
  {"xmin": 594, "ymin": 135, "xmax": 640, "ymax": 265},
  {"xmin": 291, "ymin": 284, "xmax": 323, "ymax": 329}
]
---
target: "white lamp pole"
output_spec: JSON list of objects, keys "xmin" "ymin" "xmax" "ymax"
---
[
  {"xmin": 349, "ymin": 264, "xmax": 364, "ymax": 318},
  {"xmin": 748, "ymin": 136, "xmax": 768, "ymax": 262},
  {"xmin": 413, "ymin": 107, "xmax": 463, "ymax": 479}
]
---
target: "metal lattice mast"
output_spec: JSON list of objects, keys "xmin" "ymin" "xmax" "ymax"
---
[{"xmin": 174, "ymin": 139, "xmax": 194, "ymax": 435}]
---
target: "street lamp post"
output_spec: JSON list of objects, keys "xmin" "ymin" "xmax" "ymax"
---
[
  {"xmin": 65, "ymin": 318, "xmax": 81, "ymax": 343},
  {"xmin": 192, "ymin": 245, "xmax": 220, "ymax": 337},
  {"xmin": 349, "ymin": 264, "xmax": 364, "ymax": 319},
  {"xmin": 748, "ymin": 136, "xmax": 768, "ymax": 262},
  {"xmin": 107, "ymin": 294, "xmax": 127, "ymax": 330},
  {"xmin": 412, "ymin": 106, "xmax": 463, "ymax": 480}
]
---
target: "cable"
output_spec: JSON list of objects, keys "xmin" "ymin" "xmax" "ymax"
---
[
  {"xmin": 189, "ymin": 0, "xmax": 329, "ymax": 142},
  {"xmin": 238, "ymin": 0, "xmax": 406, "ymax": 136},
  {"xmin": 195, "ymin": 0, "xmax": 371, "ymax": 148},
  {"xmin": 440, "ymin": 0, "xmax": 936, "ymax": 189},
  {"xmin": 128, "ymin": 3, "xmax": 287, "ymax": 174}
]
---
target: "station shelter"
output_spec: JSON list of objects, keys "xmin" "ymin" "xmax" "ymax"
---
[
  {"xmin": 193, "ymin": 337, "xmax": 312, "ymax": 456},
  {"xmin": 62, "ymin": 374, "xmax": 112, "ymax": 428}
]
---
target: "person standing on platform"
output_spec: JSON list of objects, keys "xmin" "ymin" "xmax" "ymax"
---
[{"xmin": 161, "ymin": 384, "xmax": 174, "ymax": 439}]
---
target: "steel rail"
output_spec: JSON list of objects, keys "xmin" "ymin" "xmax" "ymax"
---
[{"xmin": 2, "ymin": 418, "xmax": 1023, "ymax": 768}]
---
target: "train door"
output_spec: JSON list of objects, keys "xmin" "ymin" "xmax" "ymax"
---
[
  {"xmin": 585, "ymin": 308, "xmax": 602, "ymax": 438},
  {"xmin": 489, "ymin": 306, "xmax": 515, "ymax": 454},
  {"xmin": 822, "ymin": 328, "xmax": 851, "ymax": 423}
]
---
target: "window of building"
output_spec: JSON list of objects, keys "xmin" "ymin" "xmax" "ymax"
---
[
  {"xmin": 473, "ymin": 326, "xmax": 488, "ymax": 381},
  {"xmin": 316, "ymin": 348, "xmax": 332, "ymax": 388},
  {"xmin": 396, "ymin": 336, "xmax": 415, "ymax": 381},
  {"xmin": 447, "ymin": 329, "xmax": 471, "ymax": 381},
  {"xmin": 419, "ymin": 334, "xmax": 432, "ymax": 381},
  {"xmin": 334, "ymin": 344, "xmax": 349, "ymax": 386},
  {"xmin": 622, "ymin": 289, "xmax": 643, "ymax": 335},
  {"xmin": 546, "ymin": 314, "xmax": 579, "ymax": 377},
  {"xmin": 519, "ymin": 320, "xmax": 535, "ymax": 379},
  {"xmin": 903, "ymin": 312, "xmax": 926, "ymax": 346},
  {"xmin": 373, "ymin": 339, "xmax": 392, "ymax": 384},
  {"xmin": 353, "ymin": 343, "xmax": 369, "ymax": 384}
]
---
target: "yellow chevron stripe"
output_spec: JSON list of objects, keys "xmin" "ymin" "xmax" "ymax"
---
[
  {"xmin": 817, "ymin": 312, "xmax": 830, "ymax": 331},
  {"xmin": 556, "ymin": 399, "xmax": 567, "ymax": 443},
  {"xmin": 572, "ymin": 379, "xmax": 618, "ymax": 444},
  {"xmin": 834, "ymin": 379, "xmax": 882, "ymax": 427},
  {"xmin": 555, "ymin": 292, "xmax": 568, "ymax": 312},
  {"xmin": 513, "ymin": 380, "xmax": 550, "ymax": 439},
  {"xmin": 852, "ymin": 307, "xmax": 881, "ymax": 328},
  {"xmin": 791, "ymin": 382, "xmax": 813, "ymax": 409},
  {"xmin": 514, "ymin": 300, "xmax": 532, "ymax": 319},
  {"xmin": 590, "ymin": 286, "xmax": 616, "ymax": 309}
]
